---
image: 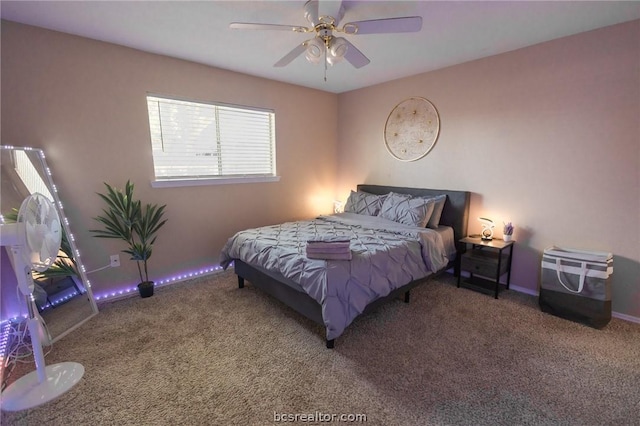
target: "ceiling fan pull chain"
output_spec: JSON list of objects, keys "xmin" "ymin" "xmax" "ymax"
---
[{"xmin": 324, "ymin": 44, "xmax": 328, "ymax": 82}]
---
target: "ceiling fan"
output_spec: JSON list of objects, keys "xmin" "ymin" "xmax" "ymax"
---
[{"xmin": 230, "ymin": 0, "xmax": 422, "ymax": 72}]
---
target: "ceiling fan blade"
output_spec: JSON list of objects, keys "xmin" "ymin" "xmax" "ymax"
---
[
  {"xmin": 274, "ymin": 43, "xmax": 308, "ymax": 67},
  {"xmin": 342, "ymin": 39, "xmax": 370, "ymax": 69},
  {"xmin": 303, "ymin": 0, "xmax": 319, "ymax": 25},
  {"xmin": 230, "ymin": 22, "xmax": 308, "ymax": 33},
  {"xmin": 345, "ymin": 16, "xmax": 422, "ymax": 35},
  {"xmin": 319, "ymin": 0, "xmax": 344, "ymax": 24}
]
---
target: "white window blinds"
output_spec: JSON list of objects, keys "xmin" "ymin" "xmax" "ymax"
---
[
  {"xmin": 14, "ymin": 150, "xmax": 54, "ymax": 201},
  {"xmin": 146, "ymin": 95, "xmax": 276, "ymax": 181}
]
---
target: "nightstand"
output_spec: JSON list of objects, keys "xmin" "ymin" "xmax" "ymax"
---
[{"xmin": 457, "ymin": 236, "xmax": 514, "ymax": 299}]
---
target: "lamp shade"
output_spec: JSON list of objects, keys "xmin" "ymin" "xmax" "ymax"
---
[
  {"xmin": 327, "ymin": 37, "xmax": 348, "ymax": 65},
  {"xmin": 305, "ymin": 38, "xmax": 324, "ymax": 64}
]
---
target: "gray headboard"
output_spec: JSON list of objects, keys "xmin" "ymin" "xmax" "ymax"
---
[{"xmin": 357, "ymin": 184, "xmax": 471, "ymax": 245}]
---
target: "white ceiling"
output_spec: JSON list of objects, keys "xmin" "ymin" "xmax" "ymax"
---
[{"xmin": 2, "ymin": 1, "xmax": 639, "ymax": 94}]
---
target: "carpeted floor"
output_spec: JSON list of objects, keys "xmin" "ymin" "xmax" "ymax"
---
[{"xmin": 2, "ymin": 270, "xmax": 639, "ymax": 425}]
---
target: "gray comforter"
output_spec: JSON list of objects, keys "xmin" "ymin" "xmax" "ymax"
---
[{"xmin": 220, "ymin": 213, "xmax": 451, "ymax": 340}]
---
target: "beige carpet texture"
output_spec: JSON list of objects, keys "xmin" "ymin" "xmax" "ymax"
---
[{"xmin": 2, "ymin": 270, "xmax": 639, "ymax": 425}]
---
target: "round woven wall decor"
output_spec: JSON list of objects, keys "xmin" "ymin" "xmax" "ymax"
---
[{"xmin": 384, "ymin": 97, "xmax": 440, "ymax": 161}]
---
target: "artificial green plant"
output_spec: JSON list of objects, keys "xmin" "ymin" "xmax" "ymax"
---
[{"xmin": 90, "ymin": 180, "xmax": 167, "ymax": 285}]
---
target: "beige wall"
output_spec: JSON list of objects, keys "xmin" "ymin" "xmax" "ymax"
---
[
  {"xmin": 2, "ymin": 19, "xmax": 638, "ymax": 320},
  {"xmin": 1, "ymin": 21, "xmax": 338, "ymax": 298},
  {"xmin": 337, "ymin": 20, "xmax": 640, "ymax": 318}
]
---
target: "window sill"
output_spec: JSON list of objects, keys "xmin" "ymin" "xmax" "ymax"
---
[{"xmin": 151, "ymin": 176, "xmax": 281, "ymax": 188}]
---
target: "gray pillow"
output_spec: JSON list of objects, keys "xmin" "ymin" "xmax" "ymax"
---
[
  {"xmin": 379, "ymin": 192, "xmax": 435, "ymax": 228},
  {"xmin": 425, "ymin": 195, "xmax": 447, "ymax": 229},
  {"xmin": 344, "ymin": 190, "xmax": 386, "ymax": 216}
]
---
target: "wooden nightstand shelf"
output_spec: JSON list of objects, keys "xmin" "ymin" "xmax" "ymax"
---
[{"xmin": 457, "ymin": 236, "xmax": 514, "ymax": 299}]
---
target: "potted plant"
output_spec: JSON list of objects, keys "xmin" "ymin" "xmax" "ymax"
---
[
  {"xmin": 91, "ymin": 180, "xmax": 167, "ymax": 298},
  {"xmin": 503, "ymin": 221, "xmax": 514, "ymax": 242}
]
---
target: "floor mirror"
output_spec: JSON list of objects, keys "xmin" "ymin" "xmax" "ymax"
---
[{"xmin": 1, "ymin": 146, "xmax": 98, "ymax": 343}]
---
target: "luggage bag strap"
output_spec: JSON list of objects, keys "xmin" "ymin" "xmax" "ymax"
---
[{"xmin": 555, "ymin": 258, "xmax": 587, "ymax": 294}]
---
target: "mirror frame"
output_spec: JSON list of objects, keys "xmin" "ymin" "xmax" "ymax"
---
[{"xmin": 0, "ymin": 145, "xmax": 98, "ymax": 343}]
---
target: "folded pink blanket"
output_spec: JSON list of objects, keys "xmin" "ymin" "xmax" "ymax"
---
[
  {"xmin": 307, "ymin": 236, "xmax": 350, "ymax": 243},
  {"xmin": 306, "ymin": 245, "xmax": 350, "ymax": 254},
  {"xmin": 306, "ymin": 241, "xmax": 350, "ymax": 250},
  {"xmin": 306, "ymin": 251, "xmax": 353, "ymax": 260}
]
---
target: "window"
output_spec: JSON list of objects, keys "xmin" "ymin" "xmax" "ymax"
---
[
  {"xmin": 14, "ymin": 150, "xmax": 54, "ymax": 201},
  {"xmin": 146, "ymin": 95, "xmax": 277, "ymax": 186}
]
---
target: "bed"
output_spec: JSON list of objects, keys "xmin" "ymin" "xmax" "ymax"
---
[{"xmin": 220, "ymin": 184, "xmax": 470, "ymax": 348}]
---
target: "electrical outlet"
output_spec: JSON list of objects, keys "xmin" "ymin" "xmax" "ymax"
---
[{"xmin": 110, "ymin": 254, "xmax": 120, "ymax": 268}]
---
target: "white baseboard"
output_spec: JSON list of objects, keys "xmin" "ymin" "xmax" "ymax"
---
[
  {"xmin": 96, "ymin": 269, "xmax": 640, "ymax": 326},
  {"xmin": 611, "ymin": 312, "xmax": 640, "ymax": 324},
  {"xmin": 509, "ymin": 284, "xmax": 538, "ymax": 297},
  {"xmin": 508, "ymin": 285, "xmax": 640, "ymax": 325}
]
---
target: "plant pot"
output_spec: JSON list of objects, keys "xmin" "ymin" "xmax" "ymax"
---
[
  {"xmin": 503, "ymin": 234, "xmax": 513, "ymax": 242},
  {"xmin": 138, "ymin": 281, "xmax": 154, "ymax": 298}
]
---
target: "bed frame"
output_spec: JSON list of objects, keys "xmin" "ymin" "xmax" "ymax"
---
[{"xmin": 234, "ymin": 184, "xmax": 470, "ymax": 348}]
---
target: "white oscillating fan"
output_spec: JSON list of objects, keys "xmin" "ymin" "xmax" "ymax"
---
[{"xmin": 0, "ymin": 193, "xmax": 85, "ymax": 411}]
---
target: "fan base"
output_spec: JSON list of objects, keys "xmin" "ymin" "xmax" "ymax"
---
[{"xmin": 1, "ymin": 362, "xmax": 85, "ymax": 411}]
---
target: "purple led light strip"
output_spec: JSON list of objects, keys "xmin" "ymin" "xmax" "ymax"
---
[{"xmin": 93, "ymin": 264, "xmax": 226, "ymax": 301}]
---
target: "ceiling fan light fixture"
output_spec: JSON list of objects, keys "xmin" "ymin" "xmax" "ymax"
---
[
  {"xmin": 326, "ymin": 55, "xmax": 342, "ymax": 66},
  {"xmin": 328, "ymin": 37, "xmax": 348, "ymax": 62},
  {"xmin": 305, "ymin": 37, "xmax": 324, "ymax": 64},
  {"xmin": 326, "ymin": 41, "xmax": 347, "ymax": 66}
]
